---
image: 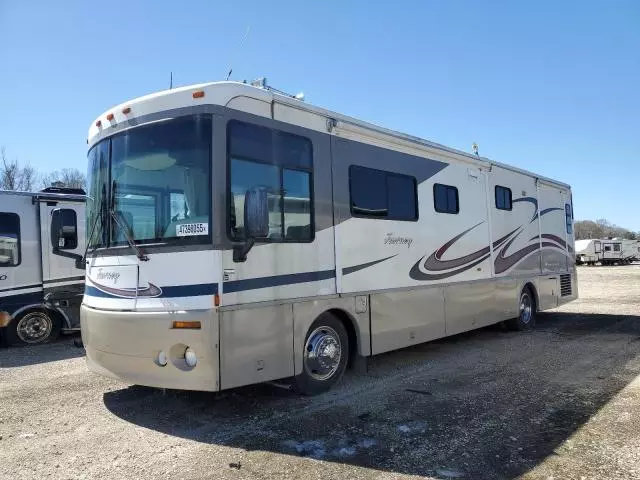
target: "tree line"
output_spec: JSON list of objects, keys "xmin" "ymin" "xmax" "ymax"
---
[
  {"xmin": 574, "ymin": 219, "xmax": 639, "ymax": 241},
  {"xmin": 1, "ymin": 146, "xmax": 86, "ymax": 191}
]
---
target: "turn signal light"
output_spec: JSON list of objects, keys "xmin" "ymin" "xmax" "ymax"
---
[
  {"xmin": 172, "ymin": 321, "xmax": 201, "ymax": 329},
  {"xmin": 192, "ymin": 90, "xmax": 205, "ymax": 99},
  {"xmin": 106, "ymin": 113, "xmax": 114, "ymax": 121},
  {"xmin": 214, "ymin": 294, "xmax": 220, "ymax": 307}
]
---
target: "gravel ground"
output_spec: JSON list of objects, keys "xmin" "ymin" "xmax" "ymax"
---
[{"xmin": 2, "ymin": 266, "xmax": 640, "ymax": 479}]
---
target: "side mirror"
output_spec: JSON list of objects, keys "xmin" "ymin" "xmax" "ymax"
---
[
  {"xmin": 244, "ymin": 187, "xmax": 269, "ymax": 239},
  {"xmin": 233, "ymin": 187, "xmax": 269, "ymax": 263},
  {"xmin": 51, "ymin": 209, "xmax": 78, "ymax": 250}
]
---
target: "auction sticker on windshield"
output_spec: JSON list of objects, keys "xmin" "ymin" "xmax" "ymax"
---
[{"xmin": 176, "ymin": 223, "xmax": 208, "ymax": 236}]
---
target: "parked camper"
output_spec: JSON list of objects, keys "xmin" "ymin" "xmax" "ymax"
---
[
  {"xmin": 600, "ymin": 239, "xmax": 640, "ymax": 265},
  {"xmin": 81, "ymin": 80, "xmax": 577, "ymax": 395},
  {"xmin": 0, "ymin": 187, "xmax": 85, "ymax": 345},
  {"xmin": 575, "ymin": 239, "xmax": 602, "ymax": 265}
]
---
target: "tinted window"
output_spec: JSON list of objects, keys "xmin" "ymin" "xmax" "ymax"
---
[
  {"xmin": 565, "ymin": 203, "xmax": 573, "ymax": 234},
  {"xmin": 614, "ymin": 243, "xmax": 621, "ymax": 252},
  {"xmin": 387, "ymin": 174, "xmax": 417, "ymax": 220},
  {"xmin": 604, "ymin": 245, "xmax": 612, "ymax": 252},
  {"xmin": 349, "ymin": 166, "xmax": 417, "ymax": 221},
  {"xmin": 434, "ymin": 184, "xmax": 459, "ymax": 214},
  {"xmin": 495, "ymin": 186, "xmax": 512, "ymax": 211},
  {"xmin": 349, "ymin": 166, "xmax": 387, "ymax": 217},
  {"xmin": 228, "ymin": 121, "xmax": 313, "ymax": 242},
  {"xmin": 0, "ymin": 212, "xmax": 20, "ymax": 267}
]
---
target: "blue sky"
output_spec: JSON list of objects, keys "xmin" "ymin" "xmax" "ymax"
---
[{"xmin": 1, "ymin": 1, "xmax": 639, "ymax": 228}]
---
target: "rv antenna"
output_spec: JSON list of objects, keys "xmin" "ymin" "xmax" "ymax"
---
[
  {"xmin": 170, "ymin": 71, "xmax": 173, "ymax": 89},
  {"xmin": 226, "ymin": 25, "xmax": 251, "ymax": 81}
]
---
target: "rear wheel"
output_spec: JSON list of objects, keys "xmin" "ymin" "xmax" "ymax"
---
[
  {"xmin": 6, "ymin": 309, "xmax": 61, "ymax": 346},
  {"xmin": 507, "ymin": 287, "xmax": 536, "ymax": 331},
  {"xmin": 294, "ymin": 313, "xmax": 349, "ymax": 395}
]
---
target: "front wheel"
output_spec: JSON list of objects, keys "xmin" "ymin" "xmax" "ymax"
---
[
  {"xmin": 507, "ymin": 288, "xmax": 536, "ymax": 331},
  {"xmin": 294, "ymin": 313, "xmax": 349, "ymax": 395},
  {"xmin": 6, "ymin": 309, "xmax": 60, "ymax": 346}
]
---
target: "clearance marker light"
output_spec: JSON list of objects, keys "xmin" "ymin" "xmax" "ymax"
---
[
  {"xmin": 192, "ymin": 90, "xmax": 205, "ymax": 99},
  {"xmin": 122, "ymin": 107, "xmax": 131, "ymax": 114},
  {"xmin": 106, "ymin": 113, "xmax": 114, "ymax": 121},
  {"xmin": 95, "ymin": 120, "xmax": 102, "ymax": 128},
  {"xmin": 172, "ymin": 321, "xmax": 201, "ymax": 329}
]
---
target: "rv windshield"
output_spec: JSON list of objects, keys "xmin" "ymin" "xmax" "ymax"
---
[{"xmin": 86, "ymin": 115, "xmax": 212, "ymax": 249}]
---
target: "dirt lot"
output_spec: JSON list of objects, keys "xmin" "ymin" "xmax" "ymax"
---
[{"xmin": 2, "ymin": 266, "xmax": 640, "ymax": 480}]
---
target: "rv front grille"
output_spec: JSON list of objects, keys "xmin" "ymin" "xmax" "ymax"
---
[{"xmin": 560, "ymin": 274, "xmax": 572, "ymax": 297}]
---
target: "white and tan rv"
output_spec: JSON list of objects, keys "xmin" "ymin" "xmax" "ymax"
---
[{"xmin": 81, "ymin": 81, "xmax": 577, "ymax": 394}]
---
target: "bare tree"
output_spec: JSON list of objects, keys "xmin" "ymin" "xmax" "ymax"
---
[
  {"xmin": 575, "ymin": 218, "xmax": 637, "ymax": 240},
  {"xmin": 1, "ymin": 146, "xmax": 38, "ymax": 191},
  {"xmin": 41, "ymin": 168, "xmax": 87, "ymax": 190}
]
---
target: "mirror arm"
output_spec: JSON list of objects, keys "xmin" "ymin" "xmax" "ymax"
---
[{"xmin": 232, "ymin": 238, "xmax": 255, "ymax": 263}]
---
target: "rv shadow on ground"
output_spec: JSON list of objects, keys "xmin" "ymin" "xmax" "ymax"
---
[
  {"xmin": 103, "ymin": 312, "xmax": 640, "ymax": 479},
  {"xmin": 0, "ymin": 336, "xmax": 84, "ymax": 368}
]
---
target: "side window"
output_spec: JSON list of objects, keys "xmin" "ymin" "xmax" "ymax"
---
[
  {"xmin": 495, "ymin": 185, "xmax": 512, "ymax": 211},
  {"xmin": 613, "ymin": 243, "xmax": 621, "ymax": 252},
  {"xmin": 0, "ymin": 212, "xmax": 21, "ymax": 267},
  {"xmin": 51, "ymin": 208, "xmax": 78, "ymax": 250},
  {"xmin": 228, "ymin": 121, "xmax": 313, "ymax": 242},
  {"xmin": 604, "ymin": 245, "xmax": 612, "ymax": 252},
  {"xmin": 565, "ymin": 203, "xmax": 573, "ymax": 234},
  {"xmin": 349, "ymin": 166, "xmax": 418, "ymax": 221},
  {"xmin": 433, "ymin": 183, "xmax": 459, "ymax": 214}
]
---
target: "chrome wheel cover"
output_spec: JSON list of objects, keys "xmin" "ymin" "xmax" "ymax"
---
[
  {"xmin": 519, "ymin": 292, "xmax": 533, "ymax": 324},
  {"xmin": 17, "ymin": 312, "xmax": 53, "ymax": 344},
  {"xmin": 304, "ymin": 326, "xmax": 342, "ymax": 381}
]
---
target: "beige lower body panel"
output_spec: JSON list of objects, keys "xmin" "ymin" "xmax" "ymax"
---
[
  {"xmin": 219, "ymin": 304, "xmax": 294, "ymax": 390},
  {"xmin": 81, "ymin": 305, "xmax": 219, "ymax": 391},
  {"xmin": 370, "ymin": 287, "xmax": 445, "ymax": 355}
]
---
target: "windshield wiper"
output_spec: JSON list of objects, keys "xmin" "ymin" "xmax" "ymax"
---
[
  {"xmin": 83, "ymin": 186, "xmax": 106, "ymax": 264},
  {"xmin": 110, "ymin": 180, "xmax": 149, "ymax": 262}
]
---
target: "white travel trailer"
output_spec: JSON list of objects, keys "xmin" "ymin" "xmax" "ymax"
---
[
  {"xmin": 81, "ymin": 81, "xmax": 577, "ymax": 395},
  {"xmin": 600, "ymin": 239, "xmax": 640, "ymax": 265},
  {"xmin": 0, "ymin": 187, "xmax": 86, "ymax": 345},
  {"xmin": 575, "ymin": 239, "xmax": 602, "ymax": 265}
]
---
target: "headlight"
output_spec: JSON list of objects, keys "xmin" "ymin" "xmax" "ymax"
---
[
  {"xmin": 184, "ymin": 347, "xmax": 197, "ymax": 367},
  {"xmin": 157, "ymin": 351, "xmax": 168, "ymax": 367}
]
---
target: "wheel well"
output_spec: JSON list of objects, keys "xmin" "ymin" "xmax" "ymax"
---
[
  {"xmin": 522, "ymin": 282, "xmax": 539, "ymax": 312},
  {"xmin": 326, "ymin": 308, "xmax": 359, "ymax": 368}
]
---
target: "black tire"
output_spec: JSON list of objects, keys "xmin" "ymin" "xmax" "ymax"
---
[
  {"xmin": 5, "ymin": 309, "xmax": 61, "ymax": 346},
  {"xmin": 506, "ymin": 287, "xmax": 536, "ymax": 331},
  {"xmin": 294, "ymin": 313, "xmax": 349, "ymax": 396}
]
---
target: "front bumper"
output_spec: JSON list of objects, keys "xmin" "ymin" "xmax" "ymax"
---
[{"xmin": 81, "ymin": 304, "xmax": 219, "ymax": 391}]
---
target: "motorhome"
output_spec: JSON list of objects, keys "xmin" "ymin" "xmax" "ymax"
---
[
  {"xmin": 600, "ymin": 239, "xmax": 640, "ymax": 265},
  {"xmin": 81, "ymin": 80, "xmax": 577, "ymax": 395},
  {"xmin": 0, "ymin": 188, "xmax": 86, "ymax": 345},
  {"xmin": 575, "ymin": 239, "xmax": 602, "ymax": 265}
]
